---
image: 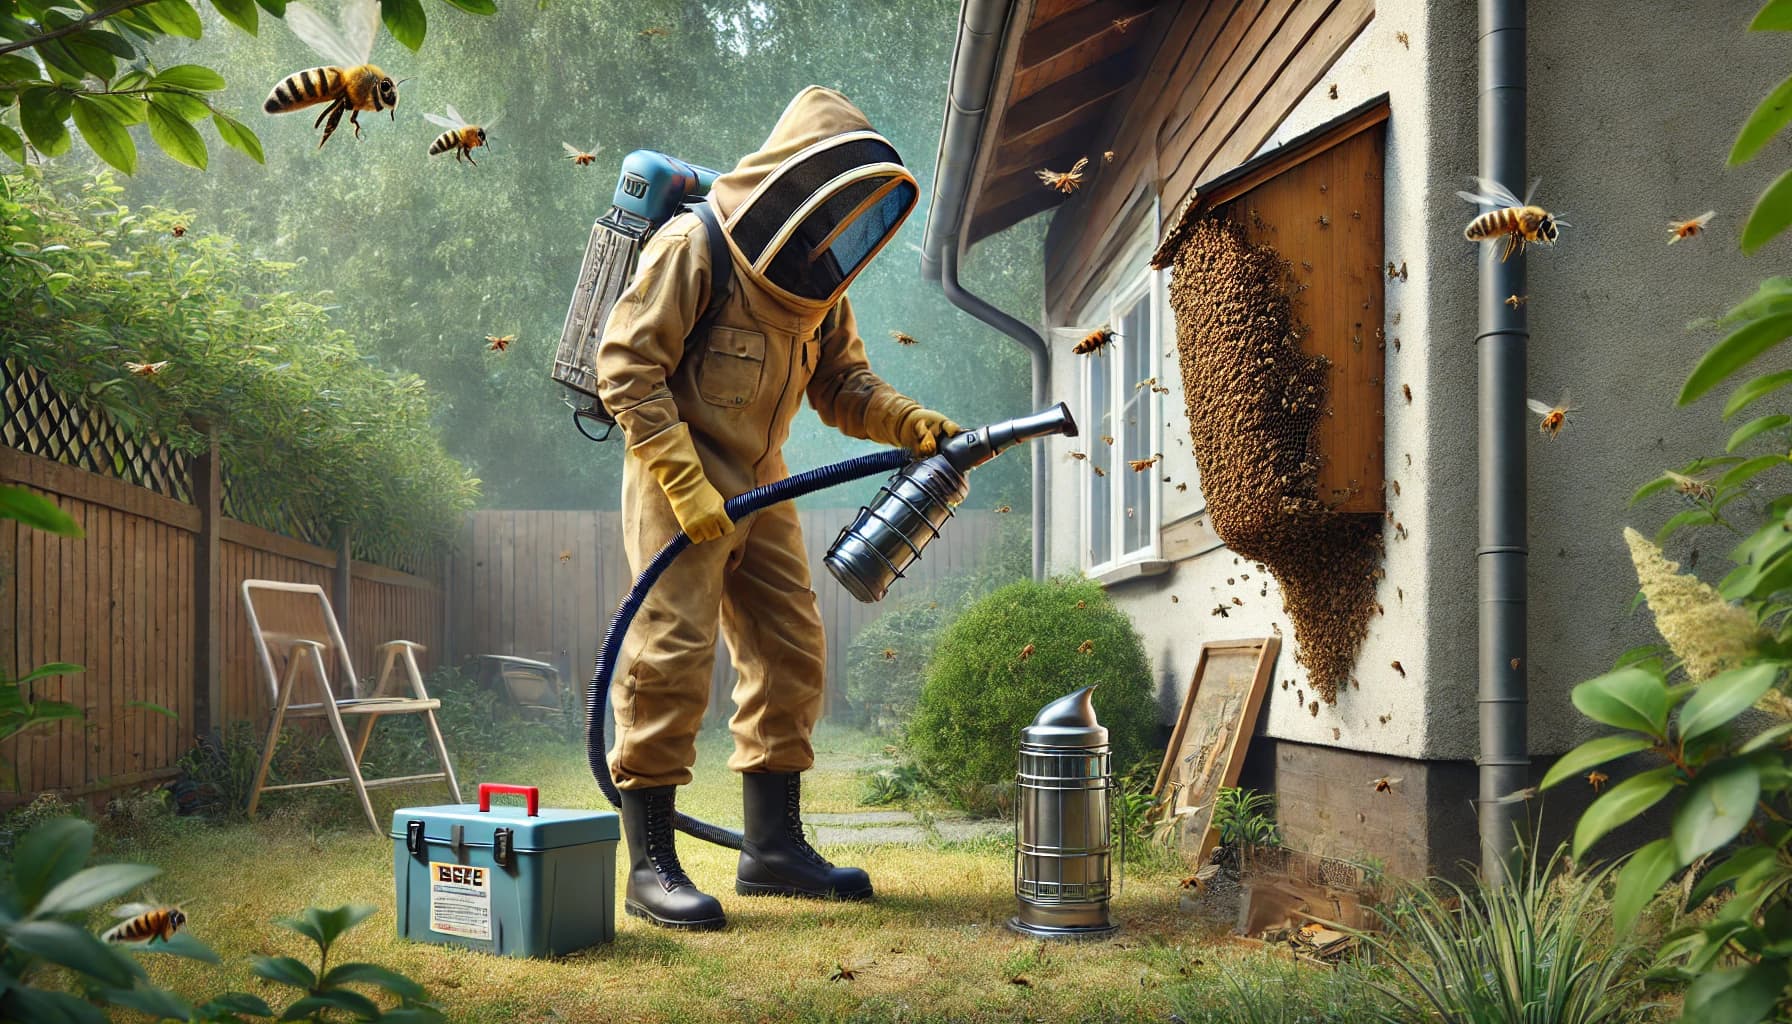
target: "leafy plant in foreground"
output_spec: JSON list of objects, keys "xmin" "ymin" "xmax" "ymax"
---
[
  {"xmin": 1551, "ymin": 8, "xmax": 1792, "ymax": 1022},
  {"xmin": 251, "ymin": 904, "xmax": 440, "ymax": 1023}
]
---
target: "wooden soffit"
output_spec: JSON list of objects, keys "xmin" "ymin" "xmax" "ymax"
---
[{"xmin": 962, "ymin": 0, "xmax": 1169, "ymax": 247}]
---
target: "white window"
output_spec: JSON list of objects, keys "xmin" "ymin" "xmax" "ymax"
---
[{"xmin": 1080, "ymin": 259, "xmax": 1164, "ymax": 574}]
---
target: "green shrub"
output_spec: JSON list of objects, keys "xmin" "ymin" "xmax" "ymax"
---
[
  {"xmin": 905, "ymin": 576, "xmax": 1159, "ymax": 814},
  {"xmin": 0, "ymin": 172, "xmax": 478, "ymax": 565},
  {"xmin": 1168, "ymin": 953, "xmax": 1392, "ymax": 1024},
  {"xmin": 843, "ymin": 518, "xmax": 1031, "ymax": 732}
]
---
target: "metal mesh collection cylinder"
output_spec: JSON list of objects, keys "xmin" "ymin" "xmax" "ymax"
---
[
  {"xmin": 1011, "ymin": 687, "xmax": 1118, "ymax": 939},
  {"xmin": 823, "ymin": 455, "xmax": 967, "ymax": 603}
]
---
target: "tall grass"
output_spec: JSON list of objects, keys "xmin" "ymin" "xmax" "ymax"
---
[{"xmin": 1359, "ymin": 845, "xmax": 1658, "ymax": 1024}]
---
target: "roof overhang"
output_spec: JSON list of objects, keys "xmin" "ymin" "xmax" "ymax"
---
[{"xmin": 921, "ymin": 0, "xmax": 1165, "ymax": 282}]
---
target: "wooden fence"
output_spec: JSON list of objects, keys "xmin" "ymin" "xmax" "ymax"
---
[
  {"xmin": 0, "ymin": 447, "xmax": 443, "ymax": 799},
  {"xmin": 445, "ymin": 507, "xmax": 1006, "ymax": 719}
]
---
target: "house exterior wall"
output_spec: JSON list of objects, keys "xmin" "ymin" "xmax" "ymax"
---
[{"xmin": 1040, "ymin": 0, "xmax": 1786, "ymax": 802}]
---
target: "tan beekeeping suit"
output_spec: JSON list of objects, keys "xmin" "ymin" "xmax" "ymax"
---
[{"xmin": 595, "ymin": 86, "xmax": 954, "ymax": 787}]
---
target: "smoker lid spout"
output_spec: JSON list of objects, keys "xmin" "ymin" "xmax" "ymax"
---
[{"xmin": 1022, "ymin": 686, "xmax": 1107, "ymax": 747}]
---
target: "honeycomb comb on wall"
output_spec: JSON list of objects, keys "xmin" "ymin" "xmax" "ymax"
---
[{"xmin": 1167, "ymin": 217, "xmax": 1381, "ymax": 704}]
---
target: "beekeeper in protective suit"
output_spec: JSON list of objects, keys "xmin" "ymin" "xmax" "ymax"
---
[{"xmin": 596, "ymin": 86, "xmax": 959, "ymax": 931}]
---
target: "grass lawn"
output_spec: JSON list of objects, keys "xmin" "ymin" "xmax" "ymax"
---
[{"xmin": 116, "ymin": 726, "xmax": 1253, "ymax": 1023}]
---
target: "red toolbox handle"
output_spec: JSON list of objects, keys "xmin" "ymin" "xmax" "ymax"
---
[{"xmin": 478, "ymin": 783, "xmax": 539, "ymax": 817}]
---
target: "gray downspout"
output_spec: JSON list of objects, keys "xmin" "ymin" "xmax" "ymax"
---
[
  {"xmin": 940, "ymin": 244, "xmax": 1051, "ymax": 581},
  {"xmin": 1476, "ymin": 0, "xmax": 1529, "ymax": 885},
  {"xmin": 922, "ymin": 0, "xmax": 1050, "ymax": 581}
]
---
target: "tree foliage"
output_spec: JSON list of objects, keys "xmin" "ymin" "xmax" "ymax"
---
[
  {"xmin": 0, "ymin": 0, "xmax": 496, "ymax": 175},
  {"xmin": 107, "ymin": 0, "xmax": 1040, "ymax": 510},
  {"xmin": 1, "ymin": 169, "xmax": 478, "ymax": 560}
]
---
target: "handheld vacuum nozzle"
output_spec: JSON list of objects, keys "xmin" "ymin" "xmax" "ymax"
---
[{"xmin": 824, "ymin": 403, "xmax": 1079, "ymax": 603}]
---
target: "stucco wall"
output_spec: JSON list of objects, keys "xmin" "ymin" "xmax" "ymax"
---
[{"xmin": 1045, "ymin": 0, "xmax": 1789, "ymax": 762}]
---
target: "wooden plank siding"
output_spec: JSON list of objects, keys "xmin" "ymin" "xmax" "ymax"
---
[
  {"xmin": 1035, "ymin": 0, "xmax": 1375, "ymax": 321},
  {"xmin": 449, "ymin": 509, "xmax": 1006, "ymax": 722},
  {"xmin": 0, "ymin": 448, "xmax": 442, "ymax": 800}
]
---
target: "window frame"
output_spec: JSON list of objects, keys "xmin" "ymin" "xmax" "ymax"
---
[{"xmin": 1076, "ymin": 216, "xmax": 1166, "ymax": 576}]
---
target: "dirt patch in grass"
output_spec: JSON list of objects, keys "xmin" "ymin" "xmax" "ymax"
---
[{"xmin": 127, "ymin": 729, "xmax": 1233, "ymax": 1023}]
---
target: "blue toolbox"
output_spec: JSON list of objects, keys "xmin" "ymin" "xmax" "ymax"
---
[{"xmin": 391, "ymin": 783, "xmax": 618, "ymax": 957}]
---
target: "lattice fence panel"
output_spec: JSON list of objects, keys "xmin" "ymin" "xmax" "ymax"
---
[
  {"xmin": 218, "ymin": 463, "xmax": 334, "ymax": 548},
  {"xmin": 1, "ymin": 360, "xmax": 192, "ymax": 502}
]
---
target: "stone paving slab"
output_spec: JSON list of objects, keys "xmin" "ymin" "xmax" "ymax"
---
[{"xmin": 810, "ymin": 810, "xmax": 1010, "ymax": 846}]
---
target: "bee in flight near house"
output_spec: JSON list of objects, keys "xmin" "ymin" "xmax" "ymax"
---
[
  {"xmin": 1036, "ymin": 156, "xmax": 1089, "ymax": 194},
  {"xmin": 1668, "ymin": 211, "xmax": 1715, "ymax": 244},
  {"xmin": 1371, "ymin": 776, "xmax": 1402, "ymax": 794},
  {"xmin": 562, "ymin": 142, "xmax": 601, "ymax": 167},
  {"xmin": 1180, "ymin": 863, "xmax": 1221, "ymax": 895},
  {"xmin": 1665, "ymin": 469, "xmax": 1715, "ymax": 502},
  {"xmin": 1128, "ymin": 456, "xmax": 1159, "ymax": 472},
  {"xmin": 103, "ymin": 904, "xmax": 187, "ymax": 944},
  {"xmin": 1073, "ymin": 325, "xmax": 1114, "ymax": 356},
  {"xmin": 125, "ymin": 360, "xmax": 169, "ymax": 378},
  {"xmin": 427, "ymin": 106, "xmax": 500, "ymax": 164},
  {"xmin": 1458, "ymin": 177, "xmax": 1566, "ymax": 262},
  {"xmin": 1527, "ymin": 390, "xmax": 1575, "ymax": 438},
  {"xmin": 485, "ymin": 334, "xmax": 514, "ymax": 352},
  {"xmin": 889, "ymin": 330, "xmax": 918, "ymax": 346},
  {"xmin": 996, "ymin": 504, "xmax": 1012, "ymax": 513},
  {"xmin": 263, "ymin": 0, "xmax": 399, "ymax": 149},
  {"xmin": 170, "ymin": 224, "xmax": 186, "ymax": 238}
]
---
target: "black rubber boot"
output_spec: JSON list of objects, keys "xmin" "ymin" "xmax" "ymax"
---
[
  {"xmin": 620, "ymin": 786, "xmax": 726, "ymax": 930},
  {"xmin": 736, "ymin": 772, "xmax": 873, "ymax": 900}
]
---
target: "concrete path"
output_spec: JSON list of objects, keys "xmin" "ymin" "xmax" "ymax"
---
[{"xmin": 808, "ymin": 809, "xmax": 1009, "ymax": 846}]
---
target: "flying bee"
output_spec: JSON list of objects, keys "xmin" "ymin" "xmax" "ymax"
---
[
  {"xmin": 1091, "ymin": 465, "xmax": 1105, "ymax": 477},
  {"xmin": 125, "ymin": 360, "xmax": 169, "ymax": 378},
  {"xmin": 1458, "ymin": 178, "xmax": 1567, "ymax": 262},
  {"xmin": 996, "ymin": 504, "xmax": 1012, "ymax": 513},
  {"xmin": 1102, "ymin": 150, "xmax": 1115, "ymax": 162},
  {"xmin": 1077, "ymin": 639, "xmax": 1094, "ymax": 655},
  {"xmin": 103, "ymin": 904, "xmax": 187, "ymax": 944},
  {"xmin": 427, "ymin": 106, "xmax": 500, "ymax": 164},
  {"xmin": 562, "ymin": 142, "xmax": 601, "ymax": 167},
  {"xmin": 1036, "ymin": 156, "xmax": 1089, "ymax": 194},
  {"xmin": 1665, "ymin": 470, "xmax": 1716, "ymax": 501},
  {"xmin": 1527, "ymin": 390, "xmax": 1575, "ymax": 438},
  {"xmin": 1129, "ymin": 456, "xmax": 1159, "ymax": 472},
  {"xmin": 1402, "ymin": 383, "xmax": 1413, "ymax": 403},
  {"xmin": 264, "ymin": 0, "xmax": 399, "ymax": 149},
  {"xmin": 1396, "ymin": 30, "xmax": 1410, "ymax": 48},
  {"xmin": 557, "ymin": 549, "xmax": 572, "ymax": 563},
  {"xmin": 640, "ymin": 25, "xmax": 671, "ymax": 37},
  {"xmin": 1101, "ymin": 435, "xmax": 1114, "ymax": 446},
  {"xmin": 882, "ymin": 648, "xmax": 897, "ymax": 661},
  {"xmin": 1019, "ymin": 643, "xmax": 1035, "ymax": 661},
  {"xmin": 1505, "ymin": 293, "xmax": 1527, "ymax": 308},
  {"xmin": 1586, "ymin": 770, "xmax": 1609, "ymax": 793},
  {"xmin": 1371, "ymin": 776, "xmax": 1402, "ymax": 794},
  {"xmin": 1175, "ymin": 482, "xmax": 1187, "ymax": 492},
  {"xmin": 1668, "ymin": 211, "xmax": 1715, "ymax": 244},
  {"xmin": 485, "ymin": 334, "xmax": 515, "ymax": 352},
  {"xmin": 170, "ymin": 224, "xmax": 186, "ymax": 238},
  {"xmin": 889, "ymin": 330, "xmax": 918, "ymax": 346},
  {"xmin": 1073, "ymin": 325, "xmax": 1114, "ymax": 355},
  {"xmin": 1179, "ymin": 863, "xmax": 1221, "ymax": 895},
  {"xmin": 1067, "ymin": 450, "xmax": 1088, "ymax": 461},
  {"xmin": 1391, "ymin": 660, "xmax": 1405, "ymax": 678},
  {"xmin": 1135, "ymin": 376, "xmax": 1157, "ymax": 391}
]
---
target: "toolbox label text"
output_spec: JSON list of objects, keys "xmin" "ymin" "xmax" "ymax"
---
[{"xmin": 428, "ymin": 860, "xmax": 492, "ymax": 940}]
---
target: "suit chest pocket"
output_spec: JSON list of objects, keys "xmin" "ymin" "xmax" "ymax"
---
[{"xmin": 697, "ymin": 328, "xmax": 767, "ymax": 407}]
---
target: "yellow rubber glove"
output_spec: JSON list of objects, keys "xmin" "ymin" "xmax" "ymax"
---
[
  {"xmin": 630, "ymin": 423, "xmax": 734, "ymax": 543},
  {"xmin": 894, "ymin": 407, "xmax": 963, "ymax": 455}
]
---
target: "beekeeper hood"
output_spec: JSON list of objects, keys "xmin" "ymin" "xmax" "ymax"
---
[{"xmin": 711, "ymin": 86, "xmax": 918, "ymax": 313}]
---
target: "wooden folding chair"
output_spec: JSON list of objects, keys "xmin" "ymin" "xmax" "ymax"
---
[{"xmin": 241, "ymin": 579, "xmax": 461, "ymax": 833}]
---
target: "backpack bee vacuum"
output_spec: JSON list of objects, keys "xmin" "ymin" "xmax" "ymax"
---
[
  {"xmin": 555, "ymin": 152, "xmax": 1079, "ymax": 850},
  {"xmin": 553, "ymin": 150, "xmax": 723, "ymax": 442}
]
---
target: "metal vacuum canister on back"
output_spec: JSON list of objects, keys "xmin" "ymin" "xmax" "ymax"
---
[{"xmin": 1011, "ymin": 686, "xmax": 1118, "ymax": 939}]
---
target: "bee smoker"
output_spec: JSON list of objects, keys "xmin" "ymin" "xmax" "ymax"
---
[
  {"xmin": 1011, "ymin": 686, "xmax": 1118, "ymax": 939},
  {"xmin": 554, "ymin": 151, "xmax": 720, "ymax": 440},
  {"xmin": 823, "ymin": 402, "xmax": 1077, "ymax": 602}
]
